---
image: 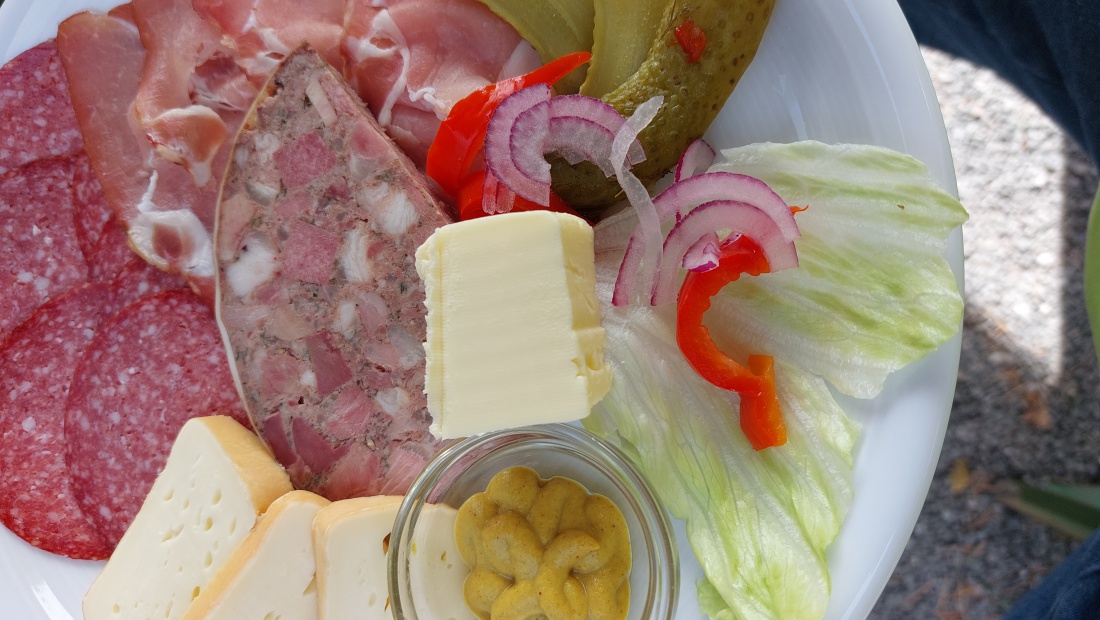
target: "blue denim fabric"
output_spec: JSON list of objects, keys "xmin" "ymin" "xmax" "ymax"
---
[
  {"xmin": 897, "ymin": 0, "xmax": 1100, "ymax": 166},
  {"xmin": 1002, "ymin": 527, "xmax": 1100, "ymax": 620}
]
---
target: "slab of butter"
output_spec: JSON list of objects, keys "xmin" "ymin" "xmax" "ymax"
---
[
  {"xmin": 313, "ymin": 497, "xmax": 471, "ymax": 620},
  {"xmin": 182, "ymin": 490, "xmax": 330, "ymax": 619},
  {"xmin": 83, "ymin": 416, "xmax": 293, "ymax": 620},
  {"xmin": 415, "ymin": 211, "xmax": 612, "ymax": 439}
]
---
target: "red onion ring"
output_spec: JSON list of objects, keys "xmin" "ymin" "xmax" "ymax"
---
[{"xmin": 650, "ymin": 199, "xmax": 798, "ymax": 305}]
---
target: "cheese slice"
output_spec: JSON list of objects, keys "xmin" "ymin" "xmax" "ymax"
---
[
  {"xmin": 415, "ymin": 211, "xmax": 613, "ymax": 439},
  {"xmin": 83, "ymin": 416, "xmax": 292, "ymax": 620},
  {"xmin": 182, "ymin": 490, "xmax": 330, "ymax": 620},
  {"xmin": 313, "ymin": 497, "xmax": 472, "ymax": 620}
]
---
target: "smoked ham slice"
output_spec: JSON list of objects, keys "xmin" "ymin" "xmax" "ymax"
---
[
  {"xmin": 343, "ymin": 0, "xmax": 539, "ymax": 167},
  {"xmin": 216, "ymin": 45, "xmax": 450, "ymax": 500}
]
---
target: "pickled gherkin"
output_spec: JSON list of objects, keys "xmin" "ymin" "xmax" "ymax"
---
[
  {"xmin": 477, "ymin": 0, "xmax": 775, "ymax": 215},
  {"xmin": 558, "ymin": 0, "xmax": 776, "ymax": 213}
]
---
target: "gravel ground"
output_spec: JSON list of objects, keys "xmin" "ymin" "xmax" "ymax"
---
[{"xmin": 868, "ymin": 48, "xmax": 1100, "ymax": 619}]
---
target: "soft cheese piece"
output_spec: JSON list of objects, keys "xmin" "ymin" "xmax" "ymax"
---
[
  {"xmin": 313, "ymin": 497, "xmax": 471, "ymax": 620},
  {"xmin": 182, "ymin": 490, "xmax": 330, "ymax": 620},
  {"xmin": 415, "ymin": 211, "xmax": 612, "ymax": 439},
  {"xmin": 83, "ymin": 416, "xmax": 293, "ymax": 620},
  {"xmin": 313, "ymin": 496, "xmax": 400, "ymax": 619}
]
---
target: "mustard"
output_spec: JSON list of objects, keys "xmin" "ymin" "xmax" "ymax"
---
[{"xmin": 454, "ymin": 466, "xmax": 631, "ymax": 620}]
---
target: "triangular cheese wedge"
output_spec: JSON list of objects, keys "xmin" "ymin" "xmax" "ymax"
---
[
  {"xmin": 183, "ymin": 490, "xmax": 330, "ymax": 619},
  {"xmin": 84, "ymin": 416, "xmax": 293, "ymax": 620}
]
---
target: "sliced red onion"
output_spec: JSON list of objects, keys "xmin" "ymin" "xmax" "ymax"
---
[
  {"xmin": 510, "ymin": 100, "xmax": 551, "ymax": 183},
  {"xmin": 544, "ymin": 116, "xmax": 617, "ymax": 176},
  {"xmin": 675, "ymin": 138, "xmax": 716, "ymax": 182},
  {"xmin": 650, "ymin": 199, "xmax": 799, "ymax": 306},
  {"xmin": 482, "ymin": 168, "xmax": 516, "ymax": 214},
  {"xmin": 549, "ymin": 95, "xmax": 645, "ymax": 166},
  {"xmin": 683, "ymin": 231, "xmax": 721, "ymax": 272},
  {"xmin": 609, "ymin": 96, "xmax": 664, "ymax": 306},
  {"xmin": 484, "ymin": 83, "xmax": 552, "ymax": 205},
  {"xmin": 653, "ymin": 171, "xmax": 800, "ymax": 242},
  {"xmin": 481, "ymin": 86, "xmax": 649, "ymax": 213},
  {"xmin": 611, "ymin": 235, "xmax": 641, "ymax": 306}
]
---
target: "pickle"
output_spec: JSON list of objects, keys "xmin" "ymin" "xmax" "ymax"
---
[
  {"xmin": 580, "ymin": 0, "xmax": 669, "ymax": 98},
  {"xmin": 476, "ymin": 0, "xmax": 595, "ymax": 94},
  {"xmin": 553, "ymin": 0, "xmax": 776, "ymax": 214}
]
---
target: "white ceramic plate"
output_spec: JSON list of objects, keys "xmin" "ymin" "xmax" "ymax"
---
[{"xmin": 0, "ymin": 1, "xmax": 962, "ymax": 618}]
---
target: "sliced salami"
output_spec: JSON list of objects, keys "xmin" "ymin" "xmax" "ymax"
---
[
  {"xmin": 65, "ymin": 290, "xmax": 248, "ymax": 545},
  {"xmin": 86, "ymin": 215, "xmax": 136, "ymax": 282},
  {"xmin": 0, "ymin": 156, "xmax": 88, "ymax": 342},
  {"xmin": 110, "ymin": 258, "xmax": 189, "ymax": 307},
  {"xmin": 0, "ymin": 40, "xmax": 84, "ymax": 175},
  {"xmin": 72, "ymin": 151, "xmax": 114, "ymax": 264},
  {"xmin": 217, "ymin": 46, "xmax": 450, "ymax": 500},
  {"xmin": 0, "ymin": 283, "xmax": 120, "ymax": 560}
]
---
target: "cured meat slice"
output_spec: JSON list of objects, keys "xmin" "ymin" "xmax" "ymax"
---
[
  {"xmin": 58, "ymin": 8, "xmax": 223, "ymax": 303},
  {"xmin": 343, "ymin": 0, "xmax": 538, "ymax": 167},
  {"xmin": 217, "ymin": 46, "xmax": 451, "ymax": 500},
  {"xmin": 86, "ymin": 216, "xmax": 137, "ymax": 282},
  {"xmin": 111, "ymin": 258, "xmax": 189, "ymax": 307},
  {"xmin": 65, "ymin": 290, "xmax": 248, "ymax": 545},
  {"xmin": 0, "ymin": 157, "xmax": 88, "ymax": 342},
  {"xmin": 0, "ymin": 40, "xmax": 83, "ymax": 175},
  {"xmin": 194, "ymin": 0, "xmax": 347, "ymax": 77},
  {"xmin": 0, "ymin": 283, "xmax": 119, "ymax": 560},
  {"xmin": 71, "ymin": 151, "xmax": 114, "ymax": 266}
]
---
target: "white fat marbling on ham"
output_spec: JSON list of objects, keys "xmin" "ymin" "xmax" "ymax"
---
[{"xmin": 342, "ymin": 0, "xmax": 540, "ymax": 167}]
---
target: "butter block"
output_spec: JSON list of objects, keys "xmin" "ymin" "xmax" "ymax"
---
[
  {"xmin": 415, "ymin": 211, "xmax": 612, "ymax": 439},
  {"xmin": 313, "ymin": 497, "xmax": 471, "ymax": 620},
  {"xmin": 83, "ymin": 416, "xmax": 293, "ymax": 620},
  {"xmin": 182, "ymin": 490, "xmax": 330, "ymax": 620}
]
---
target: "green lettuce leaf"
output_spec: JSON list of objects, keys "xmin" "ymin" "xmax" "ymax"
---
[
  {"xmin": 585, "ymin": 141, "xmax": 966, "ymax": 619},
  {"xmin": 708, "ymin": 141, "xmax": 968, "ymax": 399}
]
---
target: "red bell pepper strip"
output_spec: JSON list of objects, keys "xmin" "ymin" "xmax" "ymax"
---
[
  {"xmin": 426, "ymin": 51, "xmax": 592, "ymax": 197},
  {"xmin": 676, "ymin": 234, "xmax": 787, "ymax": 450},
  {"xmin": 674, "ymin": 18, "xmax": 707, "ymax": 64},
  {"xmin": 455, "ymin": 170, "xmax": 583, "ymax": 221}
]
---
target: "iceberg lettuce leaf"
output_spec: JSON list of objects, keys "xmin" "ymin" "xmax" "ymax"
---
[
  {"xmin": 708, "ymin": 141, "xmax": 967, "ymax": 398},
  {"xmin": 585, "ymin": 141, "xmax": 966, "ymax": 619}
]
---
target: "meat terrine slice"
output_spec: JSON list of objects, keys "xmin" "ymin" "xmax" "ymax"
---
[{"xmin": 215, "ymin": 45, "xmax": 452, "ymax": 500}]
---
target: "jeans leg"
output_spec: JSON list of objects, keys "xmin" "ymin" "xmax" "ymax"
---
[
  {"xmin": 1003, "ymin": 526, "xmax": 1100, "ymax": 620},
  {"xmin": 896, "ymin": 0, "xmax": 1100, "ymax": 166}
]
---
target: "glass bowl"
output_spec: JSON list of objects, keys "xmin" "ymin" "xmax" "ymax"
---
[{"xmin": 387, "ymin": 423, "xmax": 679, "ymax": 619}]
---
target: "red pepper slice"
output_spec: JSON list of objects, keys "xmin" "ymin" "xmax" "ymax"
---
[
  {"xmin": 676, "ymin": 234, "xmax": 786, "ymax": 450},
  {"xmin": 426, "ymin": 51, "xmax": 592, "ymax": 197},
  {"xmin": 674, "ymin": 18, "xmax": 707, "ymax": 64},
  {"xmin": 455, "ymin": 170, "xmax": 583, "ymax": 221}
]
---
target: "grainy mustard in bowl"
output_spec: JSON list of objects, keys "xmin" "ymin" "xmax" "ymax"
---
[{"xmin": 387, "ymin": 423, "xmax": 679, "ymax": 620}]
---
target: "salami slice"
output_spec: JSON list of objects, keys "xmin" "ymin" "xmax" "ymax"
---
[
  {"xmin": 0, "ymin": 283, "xmax": 120, "ymax": 560},
  {"xmin": 111, "ymin": 258, "xmax": 189, "ymax": 307},
  {"xmin": 0, "ymin": 157, "xmax": 88, "ymax": 342},
  {"xmin": 72, "ymin": 151, "xmax": 114, "ymax": 264},
  {"xmin": 65, "ymin": 290, "xmax": 248, "ymax": 545},
  {"xmin": 87, "ymin": 215, "xmax": 136, "ymax": 282},
  {"xmin": 0, "ymin": 40, "xmax": 83, "ymax": 174}
]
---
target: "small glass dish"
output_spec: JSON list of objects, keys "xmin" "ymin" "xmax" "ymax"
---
[{"xmin": 388, "ymin": 423, "xmax": 679, "ymax": 619}]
